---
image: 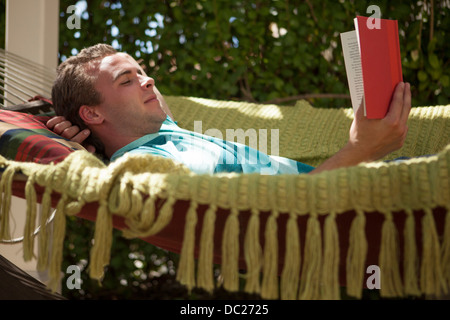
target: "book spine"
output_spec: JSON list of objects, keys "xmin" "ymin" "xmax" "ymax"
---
[{"xmin": 388, "ymin": 20, "xmax": 403, "ymax": 85}]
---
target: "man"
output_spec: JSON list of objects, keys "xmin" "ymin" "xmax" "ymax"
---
[{"xmin": 47, "ymin": 43, "xmax": 411, "ymax": 175}]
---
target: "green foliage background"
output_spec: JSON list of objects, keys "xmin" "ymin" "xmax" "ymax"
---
[
  {"xmin": 57, "ymin": 0, "xmax": 450, "ymax": 108},
  {"xmin": 1, "ymin": 0, "xmax": 449, "ymax": 299}
]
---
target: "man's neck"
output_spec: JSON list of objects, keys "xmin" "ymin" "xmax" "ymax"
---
[{"xmin": 98, "ymin": 123, "xmax": 164, "ymax": 159}]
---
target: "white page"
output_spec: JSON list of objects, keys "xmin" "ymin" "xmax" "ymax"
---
[{"xmin": 340, "ymin": 30, "xmax": 365, "ymax": 115}]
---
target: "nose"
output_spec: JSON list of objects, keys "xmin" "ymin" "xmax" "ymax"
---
[{"xmin": 140, "ymin": 76, "xmax": 155, "ymax": 89}]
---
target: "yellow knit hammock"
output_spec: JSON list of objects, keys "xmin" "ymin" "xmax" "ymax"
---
[{"xmin": 0, "ymin": 98, "xmax": 449, "ymax": 300}]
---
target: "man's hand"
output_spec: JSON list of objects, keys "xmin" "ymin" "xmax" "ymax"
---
[
  {"xmin": 310, "ymin": 82, "xmax": 411, "ymax": 174},
  {"xmin": 348, "ymin": 81, "xmax": 411, "ymax": 161},
  {"xmin": 46, "ymin": 116, "xmax": 96, "ymax": 153}
]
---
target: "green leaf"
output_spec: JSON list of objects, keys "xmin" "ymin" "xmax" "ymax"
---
[
  {"xmin": 427, "ymin": 37, "xmax": 437, "ymax": 52},
  {"xmin": 429, "ymin": 68, "xmax": 442, "ymax": 80},
  {"xmin": 441, "ymin": 75, "xmax": 450, "ymax": 87},
  {"xmin": 419, "ymin": 81, "xmax": 428, "ymax": 91},
  {"xmin": 417, "ymin": 70, "xmax": 428, "ymax": 81},
  {"xmin": 428, "ymin": 54, "xmax": 440, "ymax": 69}
]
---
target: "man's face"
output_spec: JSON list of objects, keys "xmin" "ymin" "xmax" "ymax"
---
[{"xmin": 92, "ymin": 52, "xmax": 167, "ymax": 137}]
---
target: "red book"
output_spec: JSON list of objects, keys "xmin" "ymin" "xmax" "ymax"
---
[{"xmin": 341, "ymin": 16, "xmax": 403, "ymax": 119}]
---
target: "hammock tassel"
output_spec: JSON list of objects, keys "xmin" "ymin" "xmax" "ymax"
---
[
  {"xmin": 321, "ymin": 212, "xmax": 340, "ymax": 300},
  {"xmin": 176, "ymin": 200, "xmax": 198, "ymax": 291},
  {"xmin": 0, "ymin": 165, "xmax": 15, "ymax": 240},
  {"xmin": 48, "ymin": 195, "xmax": 67, "ymax": 292},
  {"xmin": 37, "ymin": 187, "xmax": 53, "ymax": 272},
  {"xmin": 420, "ymin": 208, "xmax": 447, "ymax": 297},
  {"xmin": 346, "ymin": 210, "xmax": 367, "ymax": 299},
  {"xmin": 89, "ymin": 202, "xmax": 113, "ymax": 282},
  {"xmin": 261, "ymin": 212, "xmax": 279, "ymax": 299},
  {"xmin": 280, "ymin": 212, "xmax": 301, "ymax": 300},
  {"xmin": 441, "ymin": 207, "xmax": 450, "ymax": 292},
  {"xmin": 221, "ymin": 207, "xmax": 240, "ymax": 292},
  {"xmin": 243, "ymin": 208, "xmax": 262, "ymax": 295},
  {"xmin": 23, "ymin": 174, "xmax": 37, "ymax": 261},
  {"xmin": 379, "ymin": 211, "xmax": 403, "ymax": 297},
  {"xmin": 197, "ymin": 204, "xmax": 217, "ymax": 293},
  {"xmin": 403, "ymin": 209, "xmax": 420, "ymax": 296},
  {"xmin": 299, "ymin": 213, "xmax": 322, "ymax": 300}
]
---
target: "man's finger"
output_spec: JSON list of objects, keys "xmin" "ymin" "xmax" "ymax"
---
[
  {"xmin": 69, "ymin": 128, "xmax": 91, "ymax": 144},
  {"xmin": 53, "ymin": 121, "xmax": 74, "ymax": 135},
  {"xmin": 401, "ymin": 82, "xmax": 412, "ymax": 124},
  {"xmin": 46, "ymin": 116, "xmax": 66, "ymax": 130},
  {"xmin": 385, "ymin": 82, "xmax": 405, "ymax": 121},
  {"xmin": 85, "ymin": 144, "xmax": 96, "ymax": 154},
  {"xmin": 59, "ymin": 126, "xmax": 80, "ymax": 140}
]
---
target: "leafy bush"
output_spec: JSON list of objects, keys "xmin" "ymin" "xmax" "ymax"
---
[{"xmin": 58, "ymin": 0, "xmax": 449, "ymax": 108}]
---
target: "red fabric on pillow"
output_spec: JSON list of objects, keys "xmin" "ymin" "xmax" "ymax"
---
[{"xmin": 0, "ymin": 110, "xmax": 83, "ymax": 164}]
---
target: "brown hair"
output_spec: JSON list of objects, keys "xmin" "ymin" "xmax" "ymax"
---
[{"xmin": 51, "ymin": 43, "xmax": 117, "ymax": 155}]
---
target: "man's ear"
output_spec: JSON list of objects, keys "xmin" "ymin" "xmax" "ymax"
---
[{"xmin": 79, "ymin": 105, "xmax": 104, "ymax": 125}]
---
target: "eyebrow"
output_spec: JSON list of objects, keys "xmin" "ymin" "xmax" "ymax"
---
[{"xmin": 113, "ymin": 68, "xmax": 143, "ymax": 82}]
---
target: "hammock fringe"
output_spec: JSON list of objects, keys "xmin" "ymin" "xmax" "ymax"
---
[{"xmin": 0, "ymin": 142, "xmax": 449, "ymax": 299}]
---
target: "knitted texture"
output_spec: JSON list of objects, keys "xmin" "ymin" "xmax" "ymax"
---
[
  {"xmin": 166, "ymin": 98, "xmax": 449, "ymax": 166},
  {"xmin": 0, "ymin": 98, "xmax": 449, "ymax": 299}
]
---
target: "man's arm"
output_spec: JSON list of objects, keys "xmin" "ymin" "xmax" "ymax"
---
[{"xmin": 309, "ymin": 82, "xmax": 411, "ymax": 174}]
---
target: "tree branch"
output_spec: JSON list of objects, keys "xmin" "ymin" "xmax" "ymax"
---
[
  {"xmin": 429, "ymin": 0, "xmax": 434, "ymax": 41},
  {"xmin": 305, "ymin": 0, "xmax": 318, "ymax": 24}
]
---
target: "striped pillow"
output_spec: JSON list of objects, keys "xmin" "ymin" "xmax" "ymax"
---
[{"xmin": 0, "ymin": 109, "xmax": 83, "ymax": 164}]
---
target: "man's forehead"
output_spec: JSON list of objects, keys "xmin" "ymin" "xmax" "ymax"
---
[
  {"xmin": 99, "ymin": 53, "xmax": 139, "ymax": 70},
  {"xmin": 95, "ymin": 53, "xmax": 144, "ymax": 83}
]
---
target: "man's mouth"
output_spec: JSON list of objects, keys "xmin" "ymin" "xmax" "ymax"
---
[{"xmin": 144, "ymin": 95, "xmax": 158, "ymax": 104}]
